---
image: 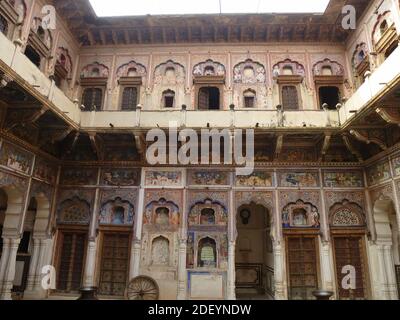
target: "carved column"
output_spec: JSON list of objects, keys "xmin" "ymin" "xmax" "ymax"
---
[
  {"xmin": 25, "ymin": 238, "xmax": 41, "ymax": 293},
  {"xmin": 177, "ymin": 188, "xmax": 188, "ymax": 300},
  {"xmin": 0, "ymin": 238, "xmax": 20, "ymax": 300},
  {"xmin": 319, "ymin": 241, "xmax": 335, "ymax": 293},
  {"xmin": 226, "ymin": 189, "xmax": 236, "ymax": 300},
  {"xmin": 273, "ymin": 187, "xmax": 286, "ymax": 300},
  {"xmin": 376, "ymin": 244, "xmax": 389, "ymax": 299},
  {"xmin": 383, "ymin": 245, "xmax": 398, "ymax": 299}
]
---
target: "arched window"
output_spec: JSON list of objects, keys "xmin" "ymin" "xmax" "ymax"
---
[
  {"xmin": 81, "ymin": 88, "xmax": 103, "ymax": 111},
  {"xmin": 127, "ymin": 67, "xmax": 137, "ymax": 77},
  {"xmin": 162, "ymin": 89, "xmax": 175, "ymax": 108},
  {"xmin": 152, "ymin": 236, "xmax": 170, "ymax": 265},
  {"xmin": 243, "ymin": 89, "xmax": 256, "ymax": 108},
  {"xmin": 121, "ymin": 87, "xmax": 138, "ymax": 110},
  {"xmin": 321, "ymin": 66, "xmax": 333, "ymax": 76},
  {"xmin": 37, "ymin": 26, "xmax": 45, "ymax": 41},
  {"xmin": 91, "ymin": 68, "xmax": 100, "ymax": 77},
  {"xmin": 204, "ymin": 66, "xmax": 215, "ymax": 75},
  {"xmin": 200, "ymin": 208, "xmax": 215, "ymax": 225},
  {"xmin": 165, "ymin": 66, "xmax": 175, "ymax": 77},
  {"xmin": 0, "ymin": 15, "xmax": 8, "ymax": 36},
  {"xmin": 243, "ymin": 66, "xmax": 255, "ymax": 78},
  {"xmin": 111, "ymin": 206, "xmax": 125, "ymax": 224}
]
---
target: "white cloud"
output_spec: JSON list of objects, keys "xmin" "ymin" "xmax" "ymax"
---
[{"xmin": 89, "ymin": 0, "xmax": 330, "ymax": 17}]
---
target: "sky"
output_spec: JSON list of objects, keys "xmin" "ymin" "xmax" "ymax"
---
[{"xmin": 89, "ymin": 0, "xmax": 331, "ymax": 17}]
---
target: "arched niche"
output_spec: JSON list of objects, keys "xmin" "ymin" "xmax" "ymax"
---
[
  {"xmin": 153, "ymin": 60, "xmax": 185, "ymax": 85},
  {"xmin": 55, "ymin": 47, "xmax": 73, "ymax": 79},
  {"xmin": 57, "ymin": 196, "xmax": 91, "ymax": 225},
  {"xmin": 116, "ymin": 60, "xmax": 147, "ymax": 79},
  {"xmin": 144, "ymin": 198, "xmax": 179, "ymax": 226},
  {"xmin": 233, "ymin": 59, "xmax": 266, "ymax": 84},
  {"xmin": 197, "ymin": 237, "xmax": 217, "ymax": 268},
  {"xmin": 282, "ymin": 200, "xmax": 320, "ymax": 228},
  {"xmin": 151, "ymin": 235, "xmax": 170, "ymax": 266},
  {"xmin": 372, "ymin": 11, "xmax": 395, "ymax": 46},
  {"xmin": 272, "ymin": 59, "xmax": 306, "ymax": 78},
  {"xmin": 313, "ymin": 58, "xmax": 344, "ymax": 77},
  {"xmin": 329, "ymin": 200, "xmax": 366, "ymax": 228},
  {"xmin": 193, "ymin": 59, "xmax": 226, "ymax": 77},
  {"xmin": 188, "ymin": 198, "xmax": 227, "ymax": 226},
  {"xmin": 80, "ymin": 62, "xmax": 109, "ymax": 79},
  {"xmin": 99, "ymin": 197, "xmax": 134, "ymax": 226}
]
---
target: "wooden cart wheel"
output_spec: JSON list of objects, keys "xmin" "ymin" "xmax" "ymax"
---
[{"xmin": 126, "ymin": 276, "xmax": 160, "ymax": 300}]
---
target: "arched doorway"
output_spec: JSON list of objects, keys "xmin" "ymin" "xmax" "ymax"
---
[
  {"xmin": 329, "ymin": 200, "xmax": 369, "ymax": 299},
  {"xmin": 235, "ymin": 203, "xmax": 274, "ymax": 299}
]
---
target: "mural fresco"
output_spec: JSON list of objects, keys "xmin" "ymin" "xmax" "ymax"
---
[
  {"xmin": 101, "ymin": 168, "xmax": 140, "ymax": 186},
  {"xmin": 392, "ymin": 155, "xmax": 400, "ymax": 176},
  {"xmin": 60, "ymin": 167, "xmax": 98, "ymax": 185},
  {"xmin": 145, "ymin": 170, "xmax": 182, "ymax": 187},
  {"xmin": 235, "ymin": 171, "xmax": 274, "ymax": 187},
  {"xmin": 366, "ymin": 162, "xmax": 391, "ymax": 186},
  {"xmin": 99, "ymin": 197, "xmax": 135, "ymax": 225},
  {"xmin": 323, "ymin": 171, "xmax": 364, "ymax": 188},
  {"xmin": 279, "ymin": 171, "xmax": 319, "ymax": 188},
  {"xmin": 0, "ymin": 143, "xmax": 33, "ymax": 174},
  {"xmin": 33, "ymin": 158, "xmax": 58, "ymax": 184},
  {"xmin": 188, "ymin": 171, "xmax": 229, "ymax": 186}
]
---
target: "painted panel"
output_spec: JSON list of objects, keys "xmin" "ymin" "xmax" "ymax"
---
[
  {"xmin": 0, "ymin": 142, "xmax": 33, "ymax": 174},
  {"xmin": 323, "ymin": 170, "xmax": 364, "ymax": 188},
  {"xmin": 278, "ymin": 171, "xmax": 319, "ymax": 188},
  {"xmin": 366, "ymin": 162, "xmax": 391, "ymax": 186},
  {"xmin": 235, "ymin": 171, "xmax": 274, "ymax": 187}
]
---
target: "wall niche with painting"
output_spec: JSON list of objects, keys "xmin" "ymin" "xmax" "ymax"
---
[
  {"xmin": 140, "ymin": 197, "xmax": 180, "ymax": 288},
  {"xmin": 186, "ymin": 199, "xmax": 228, "ymax": 271}
]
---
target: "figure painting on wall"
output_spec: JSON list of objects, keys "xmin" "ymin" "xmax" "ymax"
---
[{"xmin": 198, "ymin": 238, "xmax": 217, "ymax": 268}]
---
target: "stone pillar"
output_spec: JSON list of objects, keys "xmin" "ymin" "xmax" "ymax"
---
[
  {"xmin": 273, "ymin": 241, "xmax": 286, "ymax": 300},
  {"xmin": 227, "ymin": 241, "xmax": 236, "ymax": 300},
  {"xmin": 177, "ymin": 239, "xmax": 187, "ymax": 300},
  {"xmin": 129, "ymin": 186, "xmax": 145, "ymax": 279},
  {"xmin": 82, "ymin": 239, "xmax": 98, "ymax": 288},
  {"xmin": 0, "ymin": 238, "xmax": 11, "ymax": 293},
  {"xmin": 25, "ymin": 238, "xmax": 41, "ymax": 293},
  {"xmin": 319, "ymin": 241, "xmax": 335, "ymax": 293},
  {"xmin": 383, "ymin": 245, "xmax": 398, "ymax": 299},
  {"xmin": 376, "ymin": 244, "xmax": 389, "ymax": 299},
  {"xmin": 0, "ymin": 238, "xmax": 20, "ymax": 300}
]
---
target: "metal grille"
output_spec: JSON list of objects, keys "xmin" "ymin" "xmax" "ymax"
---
[
  {"xmin": 282, "ymin": 85, "xmax": 299, "ymax": 110},
  {"xmin": 82, "ymin": 88, "xmax": 103, "ymax": 111},
  {"xmin": 121, "ymin": 87, "xmax": 138, "ymax": 110}
]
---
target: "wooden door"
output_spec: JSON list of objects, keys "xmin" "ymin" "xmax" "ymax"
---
[
  {"xmin": 56, "ymin": 231, "xmax": 87, "ymax": 292},
  {"xmin": 333, "ymin": 235, "xmax": 368, "ymax": 299},
  {"xmin": 98, "ymin": 233, "xmax": 130, "ymax": 296},
  {"xmin": 286, "ymin": 235, "xmax": 319, "ymax": 300}
]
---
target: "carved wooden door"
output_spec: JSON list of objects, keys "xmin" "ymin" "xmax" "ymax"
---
[
  {"xmin": 333, "ymin": 235, "xmax": 368, "ymax": 299},
  {"xmin": 286, "ymin": 235, "xmax": 319, "ymax": 300},
  {"xmin": 198, "ymin": 88, "xmax": 209, "ymax": 110},
  {"xmin": 99, "ymin": 233, "xmax": 130, "ymax": 296},
  {"xmin": 57, "ymin": 232, "xmax": 87, "ymax": 292}
]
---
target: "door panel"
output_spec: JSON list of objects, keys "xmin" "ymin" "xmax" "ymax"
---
[
  {"xmin": 333, "ymin": 235, "xmax": 368, "ymax": 299},
  {"xmin": 286, "ymin": 235, "xmax": 319, "ymax": 300},
  {"xmin": 98, "ymin": 233, "xmax": 130, "ymax": 296}
]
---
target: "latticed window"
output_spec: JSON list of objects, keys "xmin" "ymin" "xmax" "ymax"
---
[
  {"xmin": 121, "ymin": 87, "xmax": 138, "ymax": 110},
  {"xmin": 282, "ymin": 85, "xmax": 299, "ymax": 110},
  {"xmin": 0, "ymin": 15, "xmax": 8, "ymax": 35},
  {"xmin": 82, "ymin": 88, "xmax": 103, "ymax": 111},
  {"xmin": 56, "ymin": 232, "xmax": 87, "ymax": 292},
  {"xmin": 163, "ymin": 90, "xmax": 175, "ymax": 108}
]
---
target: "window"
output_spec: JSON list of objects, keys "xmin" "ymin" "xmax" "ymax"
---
[
  {"xmin": 200, "ymin": 208, "xmax": 215, "ymax": 225},
  {"xmin": 81, "ymin": 88, "xmax": 103, "ymax": 111},
  {"xmin": 120, "ymin": 87, "xmax": 138, "ymax": 110},
  {"xmin": 37, "ymin": 26, "xmax": 45, "ymax": 42},
  {"xmin": 198, "ymin": 87, "xmax": 220, "ymax": 110},
  {"xmin": 24, "ymin": 45, "xmax": 41, "ymax": 68},
  {"xmin": 321, "ymin": 66, "xmax": 333, "ymax": 76},
  {"xmin": 56, "ymin": 232, "xmax": 87, "ymax": 292},
  {"xmin": 385, "ymin": 41, "xmax": 398, "ymax": 59},
  {"xmin": 0, "ymin": 15, "xmax": 8, "ymax": 35},
  {"xmin": 155, "ymin": 207, "xmax": 170, "ymax": 225},
  {"xmin": 162, "ymin": 90, "xmax": 175, "ymax": 108},
  {"xmin": 282, "ymin": 85, "xmax": 299, "ymax": 110},
  {"xmin": 243, "ymin": 89, "xmax": 256, "ymax": 108},
  {"xmin": 98, "ymin": 233, "xmax": 130, "ymax": 296},
  {"xmin": 319, "ymin": 86, "xmax": 340, "ymax": 109},
  {"xmin": 283, "ymin": 66, "xmax": 294, "ymax": 75}
]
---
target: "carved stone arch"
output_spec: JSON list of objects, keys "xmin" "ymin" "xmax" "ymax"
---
[
  {"xmin": 329, "ymin": 199, "xmax": 366, "ymax": 227},
  {"xmin": 0, "ymin": 182, "xmax": 25, "ymax": 234},
  {"xmin": 282, "ymin": 199, "xmax": 320, "ymax": 228},
  {"xmin": 99, "ymin": 197, "xmax": 135, "ymax": 226},
  {"xmin": 116, "ymin": 60, "xmax": 147, "ymax": 79},
  {"xmin": 272, "ymin": 58, "xmax": 305, "ymax": 77},
  {"xmin": 153, "ymin": 60, "xmax": 185, "ymax": 85},
  {"xmin": 312, "ymin": 58, "xmax": 344, "ymax": 76},
  {"xmin": 27, "ymin": 192, "xmax": 51, "ymax": 238},
  {"xmin": 192, "ymin": 59, "xmax": 226, "ymax": 77},
  {"xmin": 80, "ymin": 61, "xmax": 110, "ymax": 79},
  {"xmin": 373, "ymin": 198, "xmax": 396, "ymax": 244},
  {"xmin": 57, "ymin": 196, "xmax": 91, "ymax": 225},
  {"xmin": 233, "ymin": 59, "xmax": 266, "ymax": 84},
  {"xmin": 188, "ymin": 198, "xmax": 228, "ymax": 226}
]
